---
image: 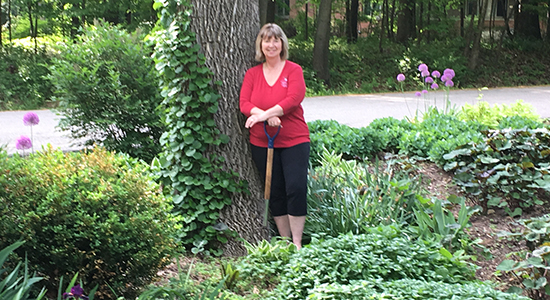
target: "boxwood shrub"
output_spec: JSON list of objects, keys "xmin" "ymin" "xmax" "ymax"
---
[{"xmin": 0, "ymin": 146, "xmax": 178, "ymax": 299}]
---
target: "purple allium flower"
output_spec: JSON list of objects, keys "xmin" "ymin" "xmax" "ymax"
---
[
  {"xmin": 431, "ymin": 83, "xmax": 439, "ymax": 89},
  {"xmin": 415, "ymin": 91, "xmax": 422, "ymax": 97},
  {"xmin": 443, "ymin": 68, "xmax": 455, "ymax": 79},
  {"xmin": 418, "ymin": 64, "xmax": 428, "ymax": 72},
  {"xmin": 431, "ymin": 70, "xmax": 441, "ymax": 78},
  {"xmin": 396, "ymin": 73, "xmax": 405, "ymax": 82},
  {"xmin": 421, "ymin": 90, "xmax": 428, "ymax": 94},
  {"xmin": 63, "ymin": 284, "xmax": 89, "ymax": 300},
  {"xmin": 440, "ymin": 74, "xmax": 449, "ymax": 82},
  {"xmin": 425, "ymin": 76, "xmax": 434, "ymax": 83},
  {"xmin": 421, "ymin": 70, "xmax": 430, "ymax": 77},
  {"xmin": 445, "ymin": 80, "xmax": 454, "ymax": 87},
  {"xmin": 15, "ymin": 136, "xmax": 32, "ymax": 150},
  {"xmin": 23, "ymin": 112, "xmax": 40, "ymax": 126}
]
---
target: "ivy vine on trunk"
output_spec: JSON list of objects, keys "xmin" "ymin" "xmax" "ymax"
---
[{"xmin": 150, "ymin": 0, "xmax": 246, "ymax": 256}]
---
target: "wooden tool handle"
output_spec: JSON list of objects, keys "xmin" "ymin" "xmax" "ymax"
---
[{"xmin": 264, "ymin": 148, "xmax": 274, "ymax": 199}]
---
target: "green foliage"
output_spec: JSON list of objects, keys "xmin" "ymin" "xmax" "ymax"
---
[
  {"xmin": 308, "ymin": 120, "xmax": 384, "ymax": 165},
  {"xmin": 137, "ymin": 259, "xmax": 226, "ymax": 300},
  {"xmin": 443, "ymin": 128, "xmax": 550, "ymax": 216},
  {"xmin": 0, "ymin": 147, "xmax": 177, "ymax": 300},
  {"xmin": 412, "ymin": 195, "xmax": 480, "ymax": 250},
  {"xmin": 274, "ymin": 226, "xmax": 477, "ymax": 300},
  {"xmin": 0, "ymin": 45, "xmax": 53, "ymax": 110},
  {"xmin": 149, "ymin": 0, "xmax": 245, "ymax": 255},
  {"xmin": 0, "ymin": 241, "xmax": 47, "ymax": 300},
  {"xmin": 458, "ymin": 100, "xmax": 542, "ymax": 128},
  {"xmin": 307, "ymin": 150, "xmax": 421, "ymax": 237},
  {"xmin": 237, "ymin": 237, "xmax": 297, "ymax": 289},
  {"xmin": 308, "ymin": 278, "xmax": 530, "ymax": 300},
  {"xmin": 58, "ymin": 273, "xmax": 98, "ymax": 300},
  {"xmin": 48, "ymin": 21, "xmax": 164, "ymax": 162},
  {"xmin": 367, "ymin": 117, "xmax": 415, "ymax": 153},
  {"xmin": 399, "ymin": 109, "xmax": 486, "ymax": 161},
  {"xmin": 497, "ymin": 215, "xmax": 550, "ymax": 299}
]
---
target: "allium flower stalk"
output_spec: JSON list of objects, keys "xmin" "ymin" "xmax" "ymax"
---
[{"xmin": 22, "ymin": 112, "xmax": 39, "ymax": 153}]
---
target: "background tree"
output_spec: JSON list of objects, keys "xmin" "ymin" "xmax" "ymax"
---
[
  {"xmin": 313, "ymin": 0, "xmax": 332, "ymax": 84},
  {"xmin": 345, "ymin": 0, "xmax": 358, "ymax": 43},
  {"xmin": 188, "ymin": 0, "xmax": 268, "ymax": 255},
  {"xmin": 396, "ymin": 0, "xmax": 414, "ymax": 44},
  {"xmin": 515, "ymin": 0, "xmax": 542, "ymax": 39}
]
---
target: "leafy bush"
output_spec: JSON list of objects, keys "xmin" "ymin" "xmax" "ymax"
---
[
  {"xmin": 367, "ymin": 117, "xmax": 414, "ymax": 152},
  {"xmin": 0, "ymin": 147, "xmax": 178, "ymax": 299},
  {"xmin": 399, "ymin": 109, "xmax": 486, "ymax": 160},
  {"xmin": 274, "ymin": 226, "xmax": 476, "ymax": 300},
  {"xmin": 308, "ymin": 278, "xmax": 530, "ymax": 300},
  {"xmin": 0, "ymin": 45, "xmax": 53, "ymax": 110},
  {"xmin": 308, "ymin": 120, "xmax": 384, "ymax": 165},
  {"xmin": 48, "ymin": 21, "xmax": 164, "ymax": 162},
  {"xmin": 237, "ymin": 237, "xmax": 297, "ymax": 289},
  {"xmin": 307, "ymin": 150, "xmax": 421, "ymax": 237},
  {"xmin": 458, "ymin": 100, "xmax": 542, "ymax": 128},
  {"xmin": 498, "ymin": 215, "xmax": 550, "ymax": 299},
  {"xmin": 0, "ymin": 241, "xmax": 47, "ymax": 300},
  {"xmin": 443, "ymin": 128, "xmax": 550, "ymax": 216}
]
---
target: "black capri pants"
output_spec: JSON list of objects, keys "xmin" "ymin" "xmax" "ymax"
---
[{"xmin": 251, "ymin": 142, "xmax": 310, "ymax": 217}]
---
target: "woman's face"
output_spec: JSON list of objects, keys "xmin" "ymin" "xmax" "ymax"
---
[{"xmin": 261, "ymin": 36, "xmax": 282, "ymax": 60}]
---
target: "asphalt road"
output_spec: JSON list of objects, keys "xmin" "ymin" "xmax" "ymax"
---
[{"xmin": 1, "ymin": 86, "xmax": 549, "ymax": 155}]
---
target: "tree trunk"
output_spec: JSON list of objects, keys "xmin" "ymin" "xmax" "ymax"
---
[
  {"xmin": 8, "ymin": 0, "xmax": 11, "ymax": 41},
  {"xmin": 515, "ymin": 0, "xmax": 541, "ymax": 39},
  {"xmin": 259, "ymin": 0, "xmax": 276, "ymax": 25},
  {"xmin": 0, "ymin": 0, "xmax": 3, "ymax": 47},
  {"xmin": 189, "ymin": 0, "xmax": 267, "ymax": 256},
  {"xmin": 396, "ymin": 0, "xmax": 414, "ymax": 44},
  {"xmin": 468, "ymin": 0, "xmax": 490, "ymax": 70},
  {"xmin": 312, "ymin": 0, "xmax": 332, "ymax": 84},
  {"xmin": 346, "ymin": 0, "xmax": 358, "ymax": 43},
  {"xmin": 27, "ymin": 1, "xmax": 34, "ymax": 38}
]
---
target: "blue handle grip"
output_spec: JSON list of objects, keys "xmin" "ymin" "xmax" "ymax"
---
[{"xmin": 264, "ymin": 121, "xmax": 281, "ymax": 149}]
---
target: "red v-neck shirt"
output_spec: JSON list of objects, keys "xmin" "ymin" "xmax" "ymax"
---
[{"xmin": 240, "ymin": 61, "xmax": 310, "ymax": 148}]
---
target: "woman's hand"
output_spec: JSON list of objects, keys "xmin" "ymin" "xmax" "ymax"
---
[
  {"xmin": 266, "ymin": 116, "xmax": 281, "ymax": 127},
  {"xmin": 245, "ymin": 114, "xmax": 262, "ymax": 128}
]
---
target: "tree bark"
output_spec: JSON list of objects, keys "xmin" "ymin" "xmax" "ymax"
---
[
  {"xmin": 468, "ymin": 0, "xmax": 490, "ymax": 70},
  {"xmin": 189, "ymin": 0, "xmax": 268, "ymax": 256},
  {"xmin": 515, "ymin": 0, "xmax": 541, "ymax": 39},
  {"xmin": 312, "ymin": 0, "xmax": 332, "ymax": 84},
  {"xmin": 396, "ymin": 0, "xmax": 414, "ymax": 44},
  {"xmin": 345, "ymin": 0, "xmax": 358, "ymax": 43},
  {"xmin": 0, "ymin": 0, "xmax": 3, "ymax": 47}
]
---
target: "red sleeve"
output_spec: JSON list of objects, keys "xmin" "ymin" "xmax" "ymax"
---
[
  {"xmin": 239, "ymin": 68, "xmax": 256, "ymax": 117},
  {"xmin": 278, "ymin": 63, "xmax": 306, "ymax": 115}
]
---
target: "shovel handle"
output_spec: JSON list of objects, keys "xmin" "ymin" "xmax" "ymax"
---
[{"xmin": 263, "ymin": 122, "xmax": 281, "ymax": 226}]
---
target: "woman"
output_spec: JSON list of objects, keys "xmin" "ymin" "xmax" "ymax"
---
[{"xmin": 239, "ymin": 23, "xmax": 310, "ymax": 249}]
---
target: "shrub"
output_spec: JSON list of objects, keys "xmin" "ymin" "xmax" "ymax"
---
[
  {"xmin": 308, "ymin": 120, "xmax": 384, "ymax": 165},
  {"xmin": 0, "ymin": 45, "xmax": 53, "ymax": 110},
  {"xmin": 458, "ymin": 100, "xmax": 542, "ymax": 128},
  {"xmin": 48, "ymin": 21, "xmax": 164, "ymax": 162},
  {"xmin": 0, "ymin": 147, "xmax": 178, "ymax": 299},
  {"xmin": 275, "ymin": 226, "xmax": 476, "ymax": 300}
]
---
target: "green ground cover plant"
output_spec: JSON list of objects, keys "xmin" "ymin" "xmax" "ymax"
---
[
  {"xmin": 442, "ymin": 128, "xmax": 550, "ymax": 216},
  {"xmin": 274, "ymin": 226, "xmax": 477, "ymax": 300},
  {"xmin": 0, "ymin": 146, "xmax": 178, "ymax": 300},
  {"xmin": 497, "ymin": 214, "xmax": 550, "ymax": 299}
]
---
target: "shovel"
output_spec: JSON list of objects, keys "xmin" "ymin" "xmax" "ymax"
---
[{"xmin": 263, "ymin": 121, "xmax": 281, "ymax": 226}]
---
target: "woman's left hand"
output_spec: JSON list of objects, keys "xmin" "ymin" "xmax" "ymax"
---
[{"xmin": 267, "ymin": 116, "xmax": 281, "ymax": 127}]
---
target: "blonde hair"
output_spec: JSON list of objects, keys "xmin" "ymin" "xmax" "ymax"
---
[{"xmin": 255, "ymin": 23, "xmax": 289, "ymax": 62}]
